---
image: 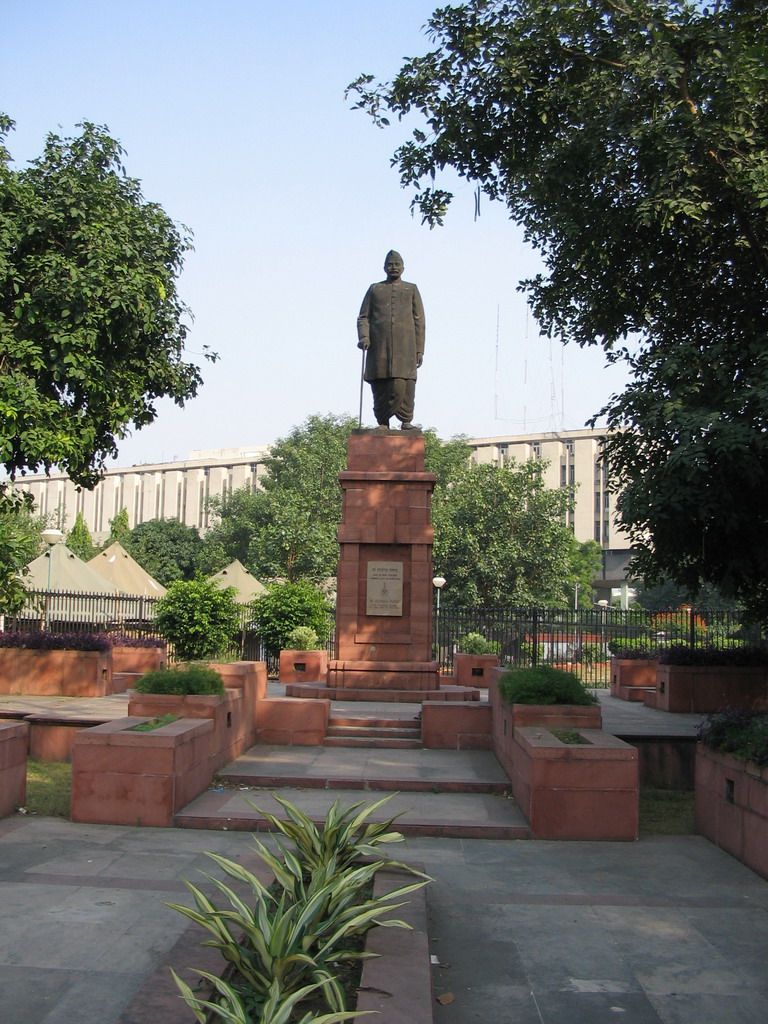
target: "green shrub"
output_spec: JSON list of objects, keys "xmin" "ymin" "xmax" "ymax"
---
[
  {"xmin": 133, "ymin": 666, "xmax": 225, "ymax": 696},
  {"xmin": 498, "ymin": 666, "xmax": 599, "ymax": 706},
  {"xmin": 660, "ymin": 644, "xmax": 768, "ymax": 666},
  {"xmin": 457, "ymin": 632, "xmax": 499, "ymax": 655},
  {"xmin": 253, "ymin": 581, "xmax": 332, "ymax": 653},
  {"xmin": 697, "ymin": 707, "xmax": 768, "ymax": 766},
  {"xmin": 285, "ymin": 625, "xmax": 321, "ymax": 650},
  {"xmin": 155, "ymin": 578, "xmax": 241, "ymax": 661}
]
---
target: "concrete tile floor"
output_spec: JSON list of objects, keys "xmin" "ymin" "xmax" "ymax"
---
[{"xmin": 0, "ymin": 818, "xmax": 766, "ymax": 1024}]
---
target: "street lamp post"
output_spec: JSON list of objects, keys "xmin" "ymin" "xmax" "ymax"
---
[
  {"xmin": 432, "ymin": 575, "xmax": 446, "ymax": 668},
  {"xmin": 41, "ymin": 529, "xmax": 64, "ymax": 628}
]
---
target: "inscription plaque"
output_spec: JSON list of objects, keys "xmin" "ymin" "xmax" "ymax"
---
[{"xmin": 366, "ymin": 561, "xmax": 403, "ymax": 616}]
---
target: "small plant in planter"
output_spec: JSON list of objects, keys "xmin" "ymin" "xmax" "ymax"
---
[
  {"xmin": 285, "ymin": 625, "xmax": 322, "ymax": 650},
  {"xmin": 279, "ymin": 622, "xmax": 329, "ymax": 685},
  {"xmin": 167, "ymin": 794, "xmax": 429, "ymax": 1022},
  {"xmin": 457, "ymin": 632, "xmax": 500, "ymax": 656},
  {"xmin": 130, "ymin": 712, "xmax": 178, "ymax": 732},
  {"xmin": 133, "ymin": 666, "xmax": 225, "ymax": 696},
  {"xmin": 498, "ymin": 666, "xmax": 599, "ymax": 706}
]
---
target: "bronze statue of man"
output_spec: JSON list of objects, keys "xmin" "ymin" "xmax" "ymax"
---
[{"xmin": 357, "ymin": 250, "xmax": 425, "ymax": 429}]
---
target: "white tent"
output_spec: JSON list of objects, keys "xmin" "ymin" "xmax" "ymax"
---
[
  {"xmin": 208, "ymin": 560, "xmax": 267, "ymax": 604},
  {"xmin": 22, "ymin": 542, "xmax": 124, "ymax": 624},
  {"xmin": 88, "ymin": 542, "xmax": 167, "ymax": 599}
]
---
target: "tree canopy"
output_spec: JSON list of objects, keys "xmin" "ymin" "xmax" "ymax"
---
[
  {"xmin": 0, "ymin": 114, "xmax": 210, "ymax": 488},
  {"xmin": 349, "ymin": 0, "xmax": 768, "ymax": 620},
  {"xmin": 126, "ymin": 518, "xmax": 203, "ymax": 586},
  {"xmin": 432, "ymin": 459, "xmax": 577, "ymax": 606}
]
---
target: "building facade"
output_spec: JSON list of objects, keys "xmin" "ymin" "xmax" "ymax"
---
[{"xmin": 13, "ymin": 430, "xmax": 632, "ymax": 587}]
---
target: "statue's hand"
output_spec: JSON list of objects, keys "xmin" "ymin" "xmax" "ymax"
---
[
  {"xmin": 416, "ymin": 355, "xmax": 423, "ymax": 367},
  {"xmin": 357, "ymin": 339, "xmax": 370, "ymax": 350}
]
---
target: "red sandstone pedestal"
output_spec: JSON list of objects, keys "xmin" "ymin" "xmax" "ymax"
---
[
  {"xmin": 329, "ymin": 431, "xmax": 440, "ymax": 695},
  {"xmin": 285, "ymin": 431, "xmax": 478, "ymax": 701}
]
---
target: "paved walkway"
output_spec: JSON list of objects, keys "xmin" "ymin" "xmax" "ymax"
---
[{"xmin": 0, "ymin": 816, "xmax": 765, "ymax": 1024}]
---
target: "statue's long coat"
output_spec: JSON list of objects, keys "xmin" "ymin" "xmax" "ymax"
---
[{"xmin": 357, "ymin": 279, "xmax": 425, "ymax": 381}]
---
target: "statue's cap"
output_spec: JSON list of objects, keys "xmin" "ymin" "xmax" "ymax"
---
[{"xmin": 384, "ymin": 250, "xmax": 403, "ymax": 263}]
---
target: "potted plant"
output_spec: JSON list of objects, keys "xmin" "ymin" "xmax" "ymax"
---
[
  {"xmin": 278, "ymin": 625, "xmax": 329, "ymax": 685},
  {"xmin": 453, "ymin": 631, "xmax": 500, "ymax": 686},
  {"xmin": 608, "ymin": 639, "xmax": 661, "ymax": 700},
  {"xmin": 493, "ymin": 664, "xmax": 601, "ymax": 735},
  {"xmin": 653, "ymin": 644, "xmax": 768, "ymax": 713},
  {"xmin": 128, "ymin": 664, "xmax": 228, "ymax": 724},
  {"xmin": 694, "ymin": 706, "xmax": 768, "ymax": 880}
]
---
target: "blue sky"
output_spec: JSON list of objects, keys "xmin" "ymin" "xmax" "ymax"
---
[{"xmin": 3, "ymin": 0, "xmax": 630, "ymax": 467}]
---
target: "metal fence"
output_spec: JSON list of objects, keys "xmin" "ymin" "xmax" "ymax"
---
[
  {"xmin": 4, "ymin": 590, "xmax": 759, "ymax": 687},
  {"xmin": 435, "ymin": 605, "xmax": 761, "ymax": 687}
]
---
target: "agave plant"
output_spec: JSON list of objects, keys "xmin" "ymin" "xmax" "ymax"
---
[
  {"xmin": 246, "ymin": 792, "xmax": 427, "ymax": 877},
  {"xmin": 167, "ymin": 852, "xmax": 427, "ymax": 1012},
  {"xmin": 171, "ymin": 971, "xmax": 372, "ymax": 1024}
]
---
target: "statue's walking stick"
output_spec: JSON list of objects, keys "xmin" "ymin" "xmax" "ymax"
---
[{"xmin": 358, "ymin": 346, "xmax": 366, "ymax": 429}]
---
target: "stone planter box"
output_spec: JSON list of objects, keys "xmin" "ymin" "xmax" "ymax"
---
[
  {"xmin": 453, "ymin": 653, "xmax": 499, "ymax": 687},
  {"xmin": 610, "ymin": 657, "xmax": 658, "ymax": 700},
  {"xmin": 71, "ymin": 716, "xmax": 215, "ymax": 827},
  {"xmin": 421, "ymin": 701, "xmax": 492, "ymax": 750},
  {"xmin": 256, "ymin": 697, "xmax": 330, "ymax": 745},
  {"xmin": 0, "ymin": 648, "xmax": 114, "ymax": 697},
  {"xmin": 695, "ymin": 744, "xmax": 768, "ymax": 881},
  {"xmin": 510, "ymin": 727, "xmax": 639, "ymax": 840},
  {"xmin": 0, "ymin": 721, "xmax": 27, "ymax": 817},
  {"xmin": 510, "ymin": 703, "xmax": 602, "ymax": 731},
  {"xmin": 653, "ymin": 664, "xmax": 768, "ymax": 713},
  {"xmin": 488, "ymin": 665, "xmax": 602, "ymax": 782},
  {"xmin": 278, "ymin": 649, "xmax": 329, "ymax": 684},
  {"xmin": 111, "ymin": 645, "xmax": 167, "ymax": 675}
]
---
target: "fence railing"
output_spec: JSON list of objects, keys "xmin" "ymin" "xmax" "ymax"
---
[
  {"xmin": 435, "ymin": 605, "xmax": 761, "ymax": 687},
  {"xmin": 4, "ymin": 590, "xmax": 759, "ymax": 688}
]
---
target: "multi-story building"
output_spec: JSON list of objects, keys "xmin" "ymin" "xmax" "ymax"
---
[{"xmin": 13, "ymin": 429, "xmax": 632, "ymax": 591}]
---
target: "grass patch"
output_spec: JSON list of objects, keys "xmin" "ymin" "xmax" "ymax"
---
[
  {"xmin": 639, "ymin": 787, "xmax": 694, "ymax": 835},
  {"xmin": 131, "ymin": 712, "xmax": 178, "ymax": 732},
  {"xmin": 25, "ymin": 759, "xmax": 72, "ymax": 818}
]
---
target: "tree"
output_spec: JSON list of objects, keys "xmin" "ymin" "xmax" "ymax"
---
[
  {"xmin": 432, "ymin": 460, "xmax": 575, "ymax": 605},
  {"xmin": 154, "ymin": 578, "xmax": 240, "ymax": 661},
  {"xmin": 563, "ymin": 539, "xmax": 603, "ymax": 609},
  {"xmin": 0, "ymin": 492, "xmax": 47, "ymax": 614},
  {"xmin": 127, "ymin": 518, "xmax": 202, "ymax": 585},
  {"xmin": 203, "ymin": 413, "xmax": 357, "ymax": 582},
  {"xmin": 106, "ymin": 508, "xmax": 131, "ymax": 547},
  {"xmin": 66, "ymin": 512, "xmax": 96, "ymax": 562},
  {"xmin": 203, "ymin": 415, "xmax": 472, "ymax": 582},
  {"xmin": 348, "ymin": 1, "xmax": 768, "ymax": 619},
  {"xmin": 0, "ymin": 114, "xmax": 212, "ymax": 488}
]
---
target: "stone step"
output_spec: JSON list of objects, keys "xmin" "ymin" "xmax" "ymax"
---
[
  {"xmin": 174, "ymin": 785, "xmax": 530, "ymax": 839},
  {"xmin": 326, "ymin": 725, "xmax": 421, "ymax": 740},
  {"xmin": 328, "ymin": 714, "xmax": 421, "ymax": 730},
  {"xmin": 324, "ymin": 734, "xmax": 423, "ymax": 749}
]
